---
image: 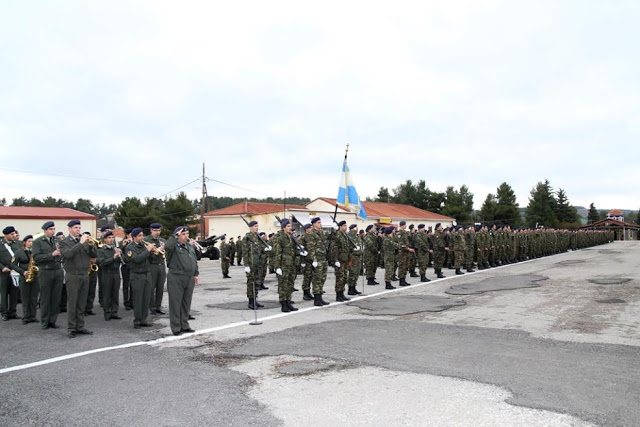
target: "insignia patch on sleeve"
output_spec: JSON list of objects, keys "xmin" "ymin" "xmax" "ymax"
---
[{"xmin": 127, "ymin": 250, "xmax": 132, "ymax": 257}]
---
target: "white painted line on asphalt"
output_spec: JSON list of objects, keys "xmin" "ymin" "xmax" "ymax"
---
[{"xmin": 0, "ymin": 250, "xmax": 578, "ymax": 375}]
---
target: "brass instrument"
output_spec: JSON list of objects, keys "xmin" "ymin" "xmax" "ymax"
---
[
  {"xmin": 88, "ymin": 260, "xmax": 99, "ymax": 274},
  {"xmin": 86, "ymin": 237, "xmax": 104, "ymax": 248},
  {"xmin": 26, "ymin": 254, "xmax": 39, "ymax": 283},
  {"xmin": 145, "ymin": 240, "xmax": 166, "ymax": 258}
]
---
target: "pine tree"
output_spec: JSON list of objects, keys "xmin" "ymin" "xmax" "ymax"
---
[
  {"xmin": 556, "ymin": 188, "xmax": 579, "ymax": 224},
  {"xmin": 479, "ymin": 194, "xmax": 498, "ymax": 223},
  {"xmin": 587, "ymin": 203, "xmax": 599, "ymax": 224},
  {"xmin": 442, "ymin": 185, "xmax": 474, "ymax": 225},
  {"xmin": 525, "ymin": 180, "xmax": 558, "ymax": 227},
  {"xmin": 494, "ymin": 182, "xmax": 521, "ymax": 226}
]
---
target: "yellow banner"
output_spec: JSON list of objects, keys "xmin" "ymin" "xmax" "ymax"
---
[{"xmin": 379, "ymin": 217, "xmax": 391, "ymax": 224}]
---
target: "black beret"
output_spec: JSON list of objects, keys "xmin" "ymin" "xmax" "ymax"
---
[
  {"xmin": 220, "ymin": 235, "xmax": 226, "ymax": 240},
  {"xmin": 248, "ymin": 220, "xmax": 258, "ymax": 227},
  {"xmin": 399, "ymin": 221, "xmax": 406, "ymax": 226},
  {"xmin": 103, "ymin": 231, "xmax": 114, "ymax": 238},
  {"xmin": 41, "ymin": 221, "xmax": 55, "ymax": 230},
  {"xmin": 83, "ymin": 231, "xmax": 91, "ymax": 236},
  {"xmin": 259, "ymin": 232, "xmax": 265, "ymax": 236},
  {"xmin": 173, "ymin": 226, "xmax": 187, "ymax": 235},
  {"xmin": 337, "ymin": 220, "xmax": 347, "ymax": 227},
  {"xmin": 150, "ymin": 223, "xmax": 162, "ymax": 229},
  {"xmin": 366, "ymin": 224, "xmax": 374, "ymax": 231},
  {"xmin": 435, "ymin": 223, "xmax": 441, "ymax": 229},
  {"xmin": 384, "ymin": 227, "xmax": 394, "ymax": 235},
  {"xmin": 23, "ymin": 234, "xmax": 33, "ymax": 242},
  {"xmin": 55, "ymin": 231, "xmax": 64, "ymax": 237},
  {"xmin": 418, "ymin": 224, "xmax": 425, "ymax": 229},
  {"xmin": 130, "ymin": 227, "xmax": 143, "ymax": 237},
  {"xmin": 409, "ymin": 224, "xmax": 415, "ymax": 230},
  {"xmin": 280, "ymin": 218, "xmax": 290, "ymax": 228},
  {"xmin": 268, "ymin": 233, "xmax": 274, "ymax": 238},
  {"xmin": 2, "ymin": 226, "xmax": 16, "ymax": 234},
  {"xmin": 303, "ymin": 223, "xmax": 312, "ymax": 230},
  {"xmin": 311, "ymin": 217, "xmax": 321, "ymax": 224},
  {"xmin": 67, "ymin": 219, "xmax": 81, "ymax": 227},
  {"xmin": 349, "ymin": 224, "xmax": 357, "ymax": 229},
  {"xmin": 359, "ymin": 230, "xmax": 365, "ymax": 234},
  {"xmin": 124, "ymin": 228, "xmax": 133, "ymax": 234},
  {"xmin": 99, "ymin": 226, "xmax": 109, "ymax": 232}
]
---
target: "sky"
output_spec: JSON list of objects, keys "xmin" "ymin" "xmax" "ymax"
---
[{"xmin": 1, "ymin": 1, "xmax": 639, "ymax": 212}]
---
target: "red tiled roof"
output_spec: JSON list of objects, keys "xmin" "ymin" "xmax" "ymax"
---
[
  {"xmin": 204, "ymin": 202, "xmax": 307, "ymax": 217},
  {"xmin": 581, "ymin": 218, "xmax": 640, "ymax": 229},
  {"xmin": 607, "ymin": 209, "xmax": 623, "ymax": 216},
  {"xmin": 312, "ymin": 198, "xmax": 453, "ymax": 221},
  {"xmin": 0, "ymin": 206, "xmax": 97, "ymax": 220}
]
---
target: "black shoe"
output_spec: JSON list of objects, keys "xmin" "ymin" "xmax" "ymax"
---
[
  {"xmin": 466, "ymin": 268, "xmax": 475, "ymax": 273},
  {"xmin": 248, "ymin": 298, "xmax": 264, "ymax": 309},
  {"xmin": 420, "ymin": 274, "xmax": 431, "ymax": 282},
  {"xmin": 259, "ymin": 285, "xmax": 269, "ymax": 290},
  {"xmin": 125, "ymin": 305, "xmax": 133, "ymax": 311},
  {"xmin": 336, "ymin": 292, "xmax": 350, "ymax": 302},
  {"xmin": 140, "ymin": 322, "xmax": 153, "ymax": 327},
  {"xmin": 41, "ymin": 324, "xmax": 50, "ymax": 330},
  {"xmin": 293, "ymin": 287, "xmax": 299, "ymax": 292},
  {"xmin": 366, "ymin": 278, "xmax": 377, "ymax": 286},
  {"xmin": 60, "ymin": 308, "xmax": 67, "ymax": 313},
  {"xmin": 49, "ymin": 323, "xmax": 60, "ymax": 329},
  {"xmin": 2, "ymin": 316, "xmax": 8, "ymax": 321},
  {"xmin": 455, "ymin": 268, "xmax": 465, "ymax": 275},
  {"xmin": 385, "ymin": 282, "xmax": 396, "ymax": 290},
  {"xmin": 347, "ymin": 287, "xmax": 357, "ymax": 295},
  {"xmin": 104, "ymin": 316, "xmax": 111, "ymax": 321},
  {"xmin": 173, "ymin": 331, "xmax": 182, "ymax": 336},
  {"xmin": 134, "ymin": 324, "xmax": 141, "ymax": 329},
  {"xmin": 68, "ymin": 331, "xmax": 77, "ymax": 338},
  {"xmin": 111, "ymin": 315, "xmax": 122, "ymax": 320},
  {"xmin": 287, "ymin": 301, "xmax": 299, "ymax": 311},
  {"xmin": 373, "ymin": 279, "xmax": 380, "ymax": 284},
  {"xmin": 409, "ymin": 271, "xmax": 420, "ymax": 278},
  {"xmin": 437, "ymin": 272, "xmax": 445, "ymax": 279},
  {"xmin": 84, "ymin": 310, "xmax": 96, "ymax": 316},
  {"xmin": 76, "ymin": 328, "xmax": 93, "ymax": 335},
  {"xmin": 22, "ymin": 318, "xmax": 29, "ymax": 325},
  {"xmin": 391, "ymin": 276, "xmax": 398, "ymax": 281},
  {"xmin": 313, "ymin": 294, "xmax": 323, "ymax": 306},
  {"xmin": 223, "ymin": 274, "xmax": 231, "ymax": 279},
  {"xmin": 181, "ymin": 328, "xmax": 195, "ymax": 333},
  {"xmin": 155, "ymin": 309, "xmax": 166, "ymax": 315},
  {"xmin": 303, "ymin": 290, "xmax": 314, "ymax": 300},
  {"xmin": 399, "ymin": 278, "xmax": 410, "ymax": 287},
  {"xmin": 281, "ymin": 301, "xmax": 291, "ymax": 312},
  {"xmin": 188, "ymin": 315, "xmax": 196, "ymax": 320}
]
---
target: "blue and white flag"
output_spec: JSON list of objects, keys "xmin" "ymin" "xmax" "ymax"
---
[{"xmin": 337, "ymin": 158, "xmax": 367, "ymax": 219}]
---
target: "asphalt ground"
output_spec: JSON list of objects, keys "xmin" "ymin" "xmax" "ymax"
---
[{"xmin": 1, "ymin": 241, "xmax": 639, "ymax": 426}]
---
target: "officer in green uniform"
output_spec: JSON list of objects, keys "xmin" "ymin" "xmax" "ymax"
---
[
  {"xmin": 273, "ymin": 219, "xmax": 299, "ymax": 312},
  {"xmin": 0, "ymin": 226, "xmax": 25, "ymax": 321},
  {"xmin": 145, "ymin": 223, "xmax": 166, "ymax": 315},
  {"xmin": 15, "ymin": 235, "xmax": 40, "ymax": 324},
  {"xmin": 259, "ymin": 233, "xmax": 271, "ymax": 289},
  {"xmin": 298, "ymin": 224, "xmax": 314, "ymax": 300},
  {"xmin": 120, "ymin": 228, "xmax": 133, "ymax": 310},
  {"xmin": 84, "ymin": 231, "xmax": 99, "ymax": 316},
  {"xmin": 58, "ymin": 220, "xmax": 96, "ymax": 338},
  {"xmin": 165, "ymin": 226, "xmax": 199, "ymax": 335},
  {"xmin": 32, "ymin": 221, "xmax": 64, "ymax": 329},
  {"xmin": 408, "ymin": 224, "xmax": 419, "ymax": 278},
  {"xmin": 464, "ymin": 226, "xmax": 476, "ymax": 272},
  {"xmin": 382, "ymin": 227, "xmax": 400, "ymax": 289},
  {"xmin": 125, "ymin": 227, "xmax": 154, "ymax": 329},
  {"xmin": 395, "ymin": 221, "xmax": 414, "ymax": 286},
  {"xmin": 243, "ymin": 221, "xmax": 265, "ymax": 309},
  {"xmin": 306, "ymin": 217, "xmax": 331, "ymax": 306},
  {"xmin": 97, "ymin": 231, "xmax": 122, "ymax": 321},
  {"xmin": 331, "ymin": 220, "xmax": 351, "ymax": 302},
  {"xmin": 219, "ymin": 236, "xmax": 232, "ymax": 278}
]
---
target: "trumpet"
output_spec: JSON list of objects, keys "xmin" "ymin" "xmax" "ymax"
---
[
  {"xmin": 145, "ymin": 241, "xmax": 166, "ymax": 258},
  {"xmin": 86, "ymin": 237, "xmax": 104, "ymax": 248},
  {"xmin": 26, "ymin": 254, "xmax": 39, "ymax": 283},
  {"xmin": 88, "ymin": 260, "xmax": 99, "ymax": 274}
]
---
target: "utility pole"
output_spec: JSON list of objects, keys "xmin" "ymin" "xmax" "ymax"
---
[{"xmin": 200, "ymin": 163, "xmax": 208, "ymax": 239}]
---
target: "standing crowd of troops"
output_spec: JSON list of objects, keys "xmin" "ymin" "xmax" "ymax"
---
[
  {"xmin": 223, "ymin": 218, "xmax": 614, "ymax": 312},
  {"xmin": 0, "ymin": 221, "xmax": 199, "ymax": 338}
]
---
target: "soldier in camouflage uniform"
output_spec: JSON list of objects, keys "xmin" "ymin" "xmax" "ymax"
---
[
  {"xmin": 219, "ymin": 236, "xmax": 232, "ymax": 278},
  {"xmin": 259, "ymin": 233, "xmax": 271, "ymax": 289},
  {"xmin": 415, "ymin": 224, "xmax": 431, "ymax": 282},
  {"xmin": 346, "ymin": 224, "xmax": 363, "ymax": 295},
  {"xmin": 331, "ymin": 221, "xmax": 351, "ymax": 301},
  {"xmin": 243, "ymin": 221, "xmax": 265, "ymax": 309},
  {"xmin": 408, "ymin": 224, "xmax": 419, "ymax": 278},
  {"xmin": 298, "ymin": 224, "xmax": 314, "ymax": 300},
  {"xmin": 382, "ymin": 227, "xmax": 399, "ymax": 289},
  {"xmin": 433, "ymin": 223, "xmax": 448, "ymax": 278},
  {"xmin": 363, "ymin": 225, "xmax": 380, "ymax": 286},
  {"xmin": 236, "ymin": 235, "xmax": 243, "ymax": 266},
  {"xmin": 273, "ymin": 219, "xmax": 299, "ymax": 313},
  {"xmin": 395, "ymin": 221, "xmax": 415, "ymax": 286},
  {"xmin": 453, "ymin": 226, "xmax": 466, "ymax": 275},
  {"xmin": 228, "ymin": 237, "xmax": 236, "ymax": 266},
  {"xmin": 306, "ymin": 217, "xmax": 331, "ymax": 306},
  {"xmin": 464, "ymin": 225, "xmax": 476, "ymax": 273}
]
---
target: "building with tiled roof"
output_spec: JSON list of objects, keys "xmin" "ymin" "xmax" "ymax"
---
[
  {"xmin": 606, "ymin": 209, "xmax": 624, "ymax": 222},
  {"xmin": 0, "ymin": 206, "xmax": 97, "ymax": 237},
  {"xmin": 580, "ymin": 217, "xmax": 639, "ymax": 240}
]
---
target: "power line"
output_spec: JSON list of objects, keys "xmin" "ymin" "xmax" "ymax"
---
[
  {"xmin": 156, "ymin": 178, "xmax": 201, "ymax": 198},
  {"xmin": 206, "ymin": 177, "xmax": 271, "ymax": 196},
  {"xmin": 0, "ymin": 166, "xmax": 165, "ymax": 187}
]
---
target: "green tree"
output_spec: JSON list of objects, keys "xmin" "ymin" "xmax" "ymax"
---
[
  {"xmin": 587, "ymin": 203, "xmax": 599, "ymax": 223},
  {"xmin": 525, "ymin": 180, "xmax": 558, "ymax": 227},
  {"xmin": 160, "ymin": 192, "xmax": 196, "ymax": 238},
  {"xmin": 11, "ymin": 197, "xmax": 27, "ymax": 206},
  {"xmin": 494, "ymin": 182, "xmax": 521, "ymax": 226},
  {"xmin": 0, "ymin": 198, "xmax": 6, "ymax": 206},
  {"xmin": 375, "ymin": 187, "xmax": 391, "ymax": 203},
  {"xmin": 114, "ymin": 197, "xmax": 158, "ymax": 231},
  {"xmin": 479, "ymin": 193, "xmax": 497, "ymax": 223},
  {"xmin": 442, "ymin": 185, "xmax": 474, "ymax": 225},
  {"xmin": 556, "ymin": 188, "xmax": 579, "ymax": 225},
  {"xmin": 74, "ymin": 198, "xmax": 95, "ymax": 214}
]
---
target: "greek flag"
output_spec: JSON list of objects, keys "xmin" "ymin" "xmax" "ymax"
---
[{"xmin": 337, "ymin": 158, "xmax": 367, "ymax": 219}]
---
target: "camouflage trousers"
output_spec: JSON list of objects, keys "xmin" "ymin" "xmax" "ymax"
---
[
  {"xmin": 364, "ymin": 253, "xmax": 378, "ymax": 280},
  {"xmin": 433, "ymin": 249, "xmax": 446, "ymax": 272},
  {"xmin": 311, "ymin": 261, "xmax": 327, "ymax": 295},
  {"xmin": 301, "ymin": 263, "xmax": 312, "ymax": 291},
  {"xmin": 277, "ymin": 266, "xmax": 296, "ymax": 301},
  {"xmin": 464, "ymin": 248, "xmax": 474, "ymax": 268},
  {"xmin": 454, "ymin": 250, "xmax": 464, "ymax": 269},
  {"xmin": 334, "ymin": 263, "xmax": 347, "ymax": 292},
  {"xmin": 397, "ymin": 252, "xmax": 411, "ymax": 279},
  {"xmin": 417, "ymin": 252, "xmax": 429, "ymax": 275},
  {"xmin": 221, "ymin": 258, "xmax": 230, "ymax": 275},
  {"xmin": 384, "ymin": 254, "xmax": 396, "ymax": 282},
  {"xmin": 347, "ymin": 256, "xmax": 361, "ymax": 287},
  {"xmin": 260, "ymin": 260, "xmax": 268, "ymax": 284},
  {"xmin": 245, "ymin": 265, "xmax": 263, "ymax": 298}
]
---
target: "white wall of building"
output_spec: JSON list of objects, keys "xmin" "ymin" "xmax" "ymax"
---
[{"xmin": 1, "ymin": 219, "xmax": 96, "ymax": 239}]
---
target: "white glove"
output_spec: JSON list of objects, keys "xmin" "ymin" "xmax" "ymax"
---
[
  {"xmin": 264, "ymin": 246, "xmax": 272, "ymax": 252},
  {"xmin": 276, "ymin": 268, "xmax": 282, "ymax": 276},
  {"xmin": 354, "ymin": 246, "xmax": 361, "ymax": 252},
  {"xmin": 244, "ymin": 266, "xmax": 251, "ymax": 273},
  {"xmin": 312, "ymin": 261, "xmax": 318, "ymax": 268},
  {"xmin": 332, "ymin": 224, "xmax": 339, "ymax": 230},
  {"xmin": 301, "ymin": 263, "xmax": 306, "ymax": 267},
  {"xmin": 300, "ymin": 250, "xmax": 308, "ymax": 257},
  {"xmin": 335, "ymin": 261, "xmax": 341, "ymax": 268}
]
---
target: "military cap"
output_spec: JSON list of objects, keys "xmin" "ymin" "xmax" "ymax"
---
[
  {"xmin": 103, "ymin": 231, "xmax": 114, "ymax": 238},
  {"xmin": 358, "ymin": 230, "xmax": 365, "ymax": 235},
  {"xmin": 23, "ymin": 234, "xmax": 33, "ymax": 242},
  {"xmin": 311, "ymin": 217, "xmax": 321, "ymax": 224},
  {"xmin": 456, "ymin": 225, "xmax": 463, "ymax": 231},
  {"xmin": 150, "ymin": 222, "xmax": 162, "ymax": 229},
  {"xmin": 41, "ymin": 221, "xmax": 55, "ymax": 230},
  {"xmin": 280, "ymin": 218, "xmax": 290, "ymax": 228},
  {"xmin": 83, "ymin": 231, "xmax": 91, "ymax": 236},
  {"xmin": 303, "ymin": 223, "xmax": 312, "ymax": 230},
  {"xmin": 67, "ymin": 219, "xmax": 81, "ymax": 227},
  {"xmin": 337, "ymin": 220, "xmax": 347, "ymax": 227},
  {"xmin": 131, "ymin": 227, "xmax": 143, "ymax": 237},
  {"xmin": 259, "ymin": 232, "xmax": 265, "ymax": 236},
  {"xmin": 173, "ymin": 226, "xmax": 187, "ymax": 235},
  {"xmin": 399, "ymin": 220, "xmax": 406, "ymax": 226},
  {"xmin": 2, "ymin": 226, "xmax": 16, "ymax": 234},
  {"xmin": 268, "ymin": 233, "xmax": 274, "ymax": 238},
  {"xmin": 124, "ymin": 228, "xmax": 133, "ymax": 234},
  {"xmin": 435, "ymin": 223, "xmax": 441, "ymax": 229},
  {"xmin": 349, "ymin": 224, "xmax": 357, "ymax": 229},
  {"xmin": 366, "ymin": 224, "xmax": 374, "ymax": 231},
  {"xmin": 99, "ymin": 226, "xmax": 109, "ymax": 232},
  {"xmin": 418, "ymin": 224, "xmax": 425, "ymax": 229},
  {"xmin": 220, "ymin": 235, "xmax": 226, "ymax": 240},
  {"xmin": 248, "ymin": 220, "xmax": 258, "ymax": 227},
  {"xmin": 408, "ymin": 224, "xmax": 414, "ymax": 230},
  {"xmin": 55, "ymin": 231, "xmax": 64, "ymax": 237},
  {"xmin": 384, "ymin": 227, "xmax": 394, "ymax": 235}
]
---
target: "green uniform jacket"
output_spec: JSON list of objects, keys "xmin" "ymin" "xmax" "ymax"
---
[
  {"xmin": 125, "ymin": 241, "xmax": 152, "ymax": 273},
  {"xmin": 242, "ymin": 232, "xmax": 262, "ymax": 269},
  {"xmin": 0, "ymin": 238, "xmax": 22, "ymax": 273},
  {"xmin": 307, "ymin": 228, "xmax": 328, "ymax": 263},
  {"xmin": 272, "ymin": 230, "xmax": 295, "ymax": 269},
  {"xmin": 165, "ymin": 235, "xmax": 199, "ymax": 276},
  {"xmin": 98, "ymin": 245, "xmax": 121, "ymax": 273},
  {"xmin": 58, "ymin": 235, "xmax": 96, "ymax": 274},
  {"xmin": 32, "ymin": 235, "xmax": 62, "ymax": 269}
]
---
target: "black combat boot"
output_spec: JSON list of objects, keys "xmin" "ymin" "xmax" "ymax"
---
[
  {"xmin": 303, "ymin": 290, "xmax": 313, "ymax": 300},
  {"xmin": 391, "ymin": 275, "xmax": 399, "ymax": 281},
  {"xmin": 436, "ymin": 269, "xmax": 445, "ymax": 279},
  {"xmin": 373, "ymin": 279, "xmax": 380, "ymax": 284},
  {"xmin": 248, "ymin": 298, "xmax": 260, "ymax": 309},
  {"xmin": 455, "ymin": 268, "xmax": 465, "ymax": 275},
  {"xmin": 259, "ymin": 284, "xmax": 269, "ymax": 290},
  {"xmin": 420, "ymin": 274, "xmax": 430, "ymax": 282},
  {"xmin": 466, "ymin": 267, "xmax": 475, "ymax": 273},
  {"xmin": 287, "ymin": 301, "xmax": 299, "ymax": 311},
  {"xmin": 314, "ymin": 294, "xmax": 323, "ymax": 306},
  {"xmin": 385, "ymin": 281, "xmax": 396, "ymax": 290},
  {"xmin": 293, "ymin": 287, "xmax": 299, "ymax": 291},
  {"xmin": 409, "ymin": 270, "xmax": 419, "ymax": 278},
  {"xmin": 281, "ymin": 301, "xmax": 291, "ymax": 312},
  {"xmin": 223, "ymin": 274, "xmax": 231, "ymax": 279},
  {"xmin": 336, "ymin": 292, "xmax": 351, "ymax": 302},
  {"xmin": 399, "ymin": 278, "xmax": 410, "ymax": 287},
  {"xmin": 347, "ymin": 286, "xmax": 362, "ymax": 295},
  {"xmin": 367, "ymin": 278, "xmax": 377, "ymax": 286}
]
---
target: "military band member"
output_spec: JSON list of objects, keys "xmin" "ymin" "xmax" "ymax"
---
[
  {"xmin": 15, "ymin": 234, "xmax": 40, "ymax": 324},
  {"xmin": 219, "ymin": 236, "xmax": 232, "ymax": 278},
  {"xmin": 146, "ymin": 223, "xmax": 166, "ymax": 315},
  {"xmin": 32, "ymin": 222, "xmax": 64, "ymax": 329},
  {"xmin": 306, "ymin": 217, "xmax": 330, "ymax": 306},
  {"xmin": 84, "ymin": 231, "xmax": 99, "ymax": 316},
  {"xmin": 166, "ymin": 226, "xmax": 199, "ymax": 335},
  {"xmin": 97, "ymin": 231, "xmax": 122, "ymax": 321},
  {"xmin": 0, "ymin": 226, "xmax": 24, "ymax": 321},
  {"xmin": 126, "ymin": 227, "xmax": 155, "ymax": 328},
  {"xmin": 58, "ymin": 220, "xmax": 96, "ymax": 338},
  {"xmin": 96, "ymin": 225, "xmax": 111, "ymax": 308},
  {"xmin": 120, "ymin": 228, "xmax": 133, "ymax": 310},
  {"xmin": 243, "ymin": 221, "xmax": 264, "ymax": 309},
  {"xmin": 273, "ymin": 219, "xmax": 299, "ymax": 312},
  {"xmin": 55, "ymin": 231, "xmax": 68, "ymax": 313}
]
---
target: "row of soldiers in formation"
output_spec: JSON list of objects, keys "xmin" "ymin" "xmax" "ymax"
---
[
  {"xmin": 0, "ymin": 221, "xmax": 199, "ymax": 337},
  {"xmin": 228, "ymin": 218, "xmax": 614, "ymax": 312}
]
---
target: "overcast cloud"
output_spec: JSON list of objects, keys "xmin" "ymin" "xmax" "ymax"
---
[{"xmin": 1, "ymin": 1, "xmax": 639, "ymax": 210}]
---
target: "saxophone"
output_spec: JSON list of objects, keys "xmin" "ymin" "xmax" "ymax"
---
[{"xmin": 26, "ymin": 254, "xmax": 39, "ymax": 283}]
